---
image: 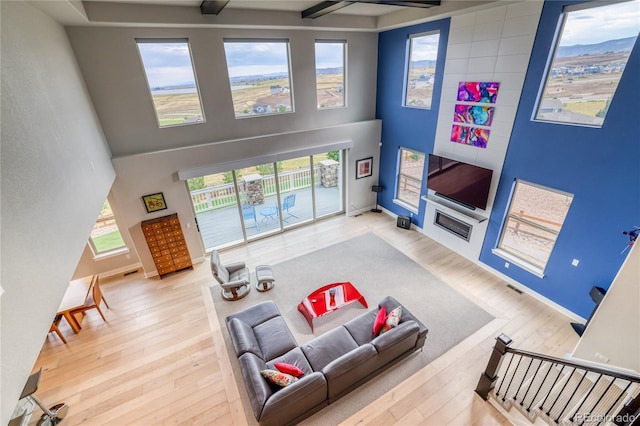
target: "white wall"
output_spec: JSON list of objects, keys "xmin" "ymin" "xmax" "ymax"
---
[
  {"xmin": 65, "ymin": 26, "xmax": 379, "ymax": 157},
  {"xmin": 0, "ymin": 1, "xmax": 115, "ymax": 422},
  {"xmin": 572, "ymin": 242, "xmax": 640, "ymax": 372},
  {"xmin": 111, "ymin": 120, "xmax": 381, "ymax": 276},
  {"xmin": 422, "ymin": 1, "xmax": 543, "ymax": 261}
]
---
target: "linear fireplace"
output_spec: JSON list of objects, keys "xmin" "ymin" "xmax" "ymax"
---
[{"xmin": 434, "ymin": 210, "xmax": 472, "ymax": 241}]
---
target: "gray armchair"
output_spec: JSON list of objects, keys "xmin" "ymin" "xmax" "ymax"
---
[{"xmin": 210, "ymin": 250, "xmax": 251, "ymax": 300}]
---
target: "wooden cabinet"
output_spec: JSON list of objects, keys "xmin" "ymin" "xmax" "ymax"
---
[{"xmin": 141, "ymin": 213, "xmax": 192, "ymax": 278}]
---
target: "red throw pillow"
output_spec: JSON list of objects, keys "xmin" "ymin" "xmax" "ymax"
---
[
  {"xmin": 274, "ymin": 362, "xmax": 304, "ymax": 378},
  {"xmin": 373, "ymin": 306, "xmax": 387, "ymax": 335}
]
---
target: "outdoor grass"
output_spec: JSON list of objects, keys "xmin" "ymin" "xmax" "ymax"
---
[
  {"xmin": 562, "ymin": 100, "xmax": 606, "ymax": 117},
  {"xmin": 93, "ymin": 231, "xmax": 125, "ymax": 253}
]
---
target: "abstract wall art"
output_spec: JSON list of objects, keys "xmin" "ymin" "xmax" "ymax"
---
[
  {"xmin": 453, "ymin": 104, "xmax": 495, "ymax": 126},
  {"xmin": 457, "ymin": 81, "xmax": 500, "ymax": 103},
  {"xmin": 450, "ymin": 125, "xmax": 490, "ymax": 149}
]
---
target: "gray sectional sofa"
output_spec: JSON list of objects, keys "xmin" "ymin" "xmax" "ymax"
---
[{"xmin": 225, "ymin": 296, "xmax": 428, "ymax": 426}]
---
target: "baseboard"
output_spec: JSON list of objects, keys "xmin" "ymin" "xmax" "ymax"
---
[
  {"xmin": 97, "ymin": 262, "xmax": 143, "ymax": 280},
  {"xmin": 476, "ymin": 262, "xmax": 586, "ymax": 323}
]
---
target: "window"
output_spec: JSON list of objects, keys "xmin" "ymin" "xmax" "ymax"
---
[
  {"xmin": 315, "ymin": 41, "xmax": 346, "ymax": 109},
  {"xmin": 535, "ymin": 0, "xmax": 640, "ymax": 127},
  {"xmin": 396, "ymin": 148, "xmax": 425, "ymax": 209},
  {"xmin": 404, "ymin": 31, "xmax": 440, "ymax": 109},
  {"xmin": 494, "ymin": 181, "xmax": 573, "ymax": 276},
  {"xmin": 89, "ymin": 200, "xmax": 126, "ymax": 256},
  {"xmin": 223, "ymin": 40, "xmax": 293, "ymax": 118},
  {"xmin": 136, "ymin": 39, "xmax": 205, "ymax": 127}
]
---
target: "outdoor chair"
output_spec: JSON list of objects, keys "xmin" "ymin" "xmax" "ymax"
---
[
  {"xmin": 282, "ymin": 193, "xmax": 298, "ymax": 221},
  {"xmin": 210, "ymin": 250, "xmax": 251, "ymax": 301},
  {"xmin": 242, "ymin": 204, "xmax": 259, "ymax": 230}
]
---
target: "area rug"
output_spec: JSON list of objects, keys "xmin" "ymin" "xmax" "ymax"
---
[{"xmin": 210, "ymin": 232, "xmax": 494, "ymax": 425}]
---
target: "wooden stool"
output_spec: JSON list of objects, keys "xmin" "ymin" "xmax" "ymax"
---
[{"xmin": 255, "ymin": 265, "xmax": 275, "ymax": 292}]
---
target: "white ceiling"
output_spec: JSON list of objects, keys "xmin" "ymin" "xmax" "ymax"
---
[{"xmin": 29, "ymin": 0, "xmax": 498, "ymax": 31}]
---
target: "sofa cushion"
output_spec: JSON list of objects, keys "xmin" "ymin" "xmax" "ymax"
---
[
  {"xmin": 322, "ymin": 343, "xmax": 379, "ymax": 402},
  {"xmin": 226, "ymin": 300, "xmax": 281, "ymax": 328},
  {"xmin": 301, "ymin": 326, "xmax": 358, "ymax": 371},
  {"xmin": 379, "ymin": 296, "xmax": 429, "ymax": 349},
  {"xmin": 274, "ymin": 363, "xmax": 304, "ymax": 378},
  {"xmin": 238, "ymin": 352, "xmax": 273, "ymax": 420},
  {"xmin": 371, "ymin": 321, "xmax": 420, "ymax": 366},
  {"xmin": 227, "ymin": 317, "xmax": 263, "ymax": 358},
  {"xmin": 261, "ymin": 369, "xmax": 298, "ymax": 387},
  {"xmin": 380, "ymin": 305, "xmax": 402, "ymax": 334},
  {"xmin": 254, "ymin": 316, "xmax": 298, "ymax": 361},
  {"xmin": 373, "ymin": 306, "xmax": 387, "ymax": 336},
  {"xmin": 343, "ymin": 309, "xmax": 378, "ymax": 346},
  {"xmin": 267, "ymin": 347, "xmax": 313, "ymax": 377},
  {"xmin": 229, "ymin": 266, "xmax": 250, "ymax": 283}
]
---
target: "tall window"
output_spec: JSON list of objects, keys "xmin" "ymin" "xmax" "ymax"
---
[
  {"xmin": 89, "ymin": 200, "xmax": 126, "ymax": 256},
  {"xmin": 136, "ymin": 39, "xmax": 205, "ymax": 127},
  {"xmin": 494, "ymin": 181, "xmax": 573, "ymax": 276},
  {"xmin": 405, "ymin": 31, "xmax": 440, "ymax": 109},
  {"xmin": 223, "ymin": 40, "xmax": 293, "ymax": 118},
  {"xmin": 397, "ymin": 148, "xmax": 425, "ymax": 209},
  {"xmin": 535, "ymin": 0, "xmax": 640, "ymax": 127},
  {"xmin": 315, "ymin": 41, "xmax": 346, "ymax": 109}
]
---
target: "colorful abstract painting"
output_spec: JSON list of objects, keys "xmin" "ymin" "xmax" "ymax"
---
[
  {"xmin": 451, "ymin": 125, "xmax": 490, "ymax": 148},
  {"xmin": 454, "ymin": 104, "xmax": 495, "ymax": 126},
  {"xmin": 457, "ymin": 82, "xmax": 500, "ymax": 104}
]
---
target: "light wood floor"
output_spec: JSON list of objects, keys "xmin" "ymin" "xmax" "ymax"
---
[{"xmin": 29, "ymin": 212, "xmax": 579, "ymax": 425}]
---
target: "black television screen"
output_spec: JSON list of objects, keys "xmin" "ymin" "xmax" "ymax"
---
[{"xmin": 426, "ymin": 154, "xmax": 493, "ymax": 210}]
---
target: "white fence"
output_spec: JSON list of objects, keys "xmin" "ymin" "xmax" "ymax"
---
[{"xmin": 191, "ymin": 167, "xmax": 320, "ymax": 213}]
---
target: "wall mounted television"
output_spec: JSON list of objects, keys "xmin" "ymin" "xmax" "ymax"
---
[{"xmin": 426, "ymin": 154, "xmax": 493, "ymax": 210}]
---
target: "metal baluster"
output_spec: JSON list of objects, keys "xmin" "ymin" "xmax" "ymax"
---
[
  {"xmin": 503, "ymin": 355, "xmax": 524, "ymax": 402},
  {"xmin": 556, "ymin": 368, "xmax": 589, "ymax": 423},
  {"xmin": 539, "ymin": 365, "xmax": 567, "ymax": 411},
  {"xmin": 527, "ymin": 362, "xmax": 555, "ymax": 412},
  {"xmin": 545, "ymin": 367, "xmax": 576, "ymax": 417},
  {"xmin": 599, "ymin": 382, "xmax": 631, "ymax": 426},
  {"xmin": 495, "ymin": 353, "xmax": 515, "ymax": 398},
  {"xmin": 568, "ymin": 374, "xmax": 602, "ymax": 422},
  {"xmin": 576, "ymin": 376, "xmax": 615, "ymax": 426},
  {"xmin": 514, "ymin": 357, "xmax": 536, "ymax": 402}
]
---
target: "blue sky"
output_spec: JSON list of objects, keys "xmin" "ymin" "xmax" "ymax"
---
[
  {"xmin": 137, "ymin": 41, "xmax": 197, "ymax": 88},
  {"xmin": 561, "ymin": 0, "xmax": 640, "ymax": 46},
  {"xmin": 410, "ymin": 33, "xmax": 440, "ymax": 62}
]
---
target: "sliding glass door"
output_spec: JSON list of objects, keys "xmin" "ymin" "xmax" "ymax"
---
[{"xmin": 188, "ymin": 151, "xmax": 344, "ymax": 251}]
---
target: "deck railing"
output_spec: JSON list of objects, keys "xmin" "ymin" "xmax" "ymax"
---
[{"xmin": 191, "ymin": 167, "xmax": 320, "ymax": 213}]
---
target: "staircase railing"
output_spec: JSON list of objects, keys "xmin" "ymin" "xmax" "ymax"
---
[{"xmin": 476, "ymin": 334, "xmax": 640, "ymax": 426}]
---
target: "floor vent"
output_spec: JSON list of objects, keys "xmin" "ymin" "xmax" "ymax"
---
[
  {"xmin": 124, "ymin": 270, "xmax": 139, "ymax": 276},
  {"xmin": 507, "ymin": 284, "xmax": 523, "ymax": 294}
]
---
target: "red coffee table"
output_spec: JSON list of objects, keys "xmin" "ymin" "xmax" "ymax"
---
[{"xmin": 297, "ymin": 282, "xmax": 368, "ymax": 332}]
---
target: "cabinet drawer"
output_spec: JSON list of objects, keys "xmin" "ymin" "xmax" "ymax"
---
[
  {"xmin": 154, "ymin": 254, "xmax": 172, "ymax": 263},
  {"xmin": 159, "ymin": 266, "xmax": 176, "ymax": 275},
  {"xmin": 174, "ymin": 261, "xmax": 192, "ymax": 270},
  {"xmin": 157, "ymin": 259, "xmax": 174, "ymax": 269},
  {"xmin": 173, "ymin": 255, "xmax": 190, "ymax": 264}
]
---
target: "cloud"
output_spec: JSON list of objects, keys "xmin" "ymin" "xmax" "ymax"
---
[
  {"xmin": 137, "ymin": 42, "xmax": 197, "ymax": 87},
  {"xmin": 411, "ymin": 33, "xmax": 440, "ymax": 61},
  {"xmin": 560, "ymin": 0, "xmax": 640, "ymax": 46},
  {"xmin": 315, "ymin": 42, "xmax": 344, "ymax": 69},
  {"xmin": 223, "ymin": 41, "xmax": 290, "ymax": 77}
]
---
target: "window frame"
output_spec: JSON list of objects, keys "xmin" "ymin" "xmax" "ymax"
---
[
  {"xmin": 532, "ymin": 1, "xmax": 640, "ymax": 128},
  {"xmin": 89, "ymin": 199, "xmax": 128, "ymax": 259},
  {"xmin": 314, "ymin": 39, "xmax": 347, "ymax": 110},
  {"xmin": 222, "ymin": 38, "xmax": 295, "ymax": 119},
  {"xmin": 492, "ymin": 180, "xmax": 573, "ymax": 278},
  {"xmin": 394, "ymin": 147, "xmax": 425, "ymax": 213},
  {"xmin": 404, "ymin": 30, "xmax": 441, "ymax": 110},
  {"xmin": 135, "ymin": 38, "xmax": 206, "ymax": 128}
]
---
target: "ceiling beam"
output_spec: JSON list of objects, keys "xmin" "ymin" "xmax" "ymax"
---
[
  {"xmin": 355, "ymin": 0, "xmax": 440, "ymax": 7},
  {"xmin": 200, "ymin": 0, "xmax": 230, "ymax": 15},
  {"xmin": 301, "ymin": 1, "xmax": 355, "ymax": 19}
]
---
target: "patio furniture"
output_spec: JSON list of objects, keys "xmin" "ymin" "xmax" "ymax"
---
[
  {"xmin": 255, "ymin": 264, "xmax": 275, "ymax": 292},
  {"xmin": 242, "ymin": 204, "xmax": 259, "ymax": 230},
  {"xmin": 260, "ymin": 205, "xmax": 278, "ymax": 222},
  {"xmin": 282, "ymin": 193, "xmax": 298, "ymax": 220},
  {"xmin": 210, "ymin": 249, "xmax": 251, "ymax": 301}
]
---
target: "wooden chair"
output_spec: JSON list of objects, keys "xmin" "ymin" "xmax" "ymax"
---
[
  {"xmin": 70, "ymin": 277, "xmax": 110, "ymax": 322},
  {"xmin": 49, "ymin": 314, "xmax": 67, "ymax": 344}
]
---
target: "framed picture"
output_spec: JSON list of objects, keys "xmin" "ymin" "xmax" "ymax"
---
[
  {"xmin": 356, "ymin": 157, "xmax": 373, "ymax": 179},
  {"xmin": 142, "ymin": 192, "xmax": 168, "ymax": 213}
]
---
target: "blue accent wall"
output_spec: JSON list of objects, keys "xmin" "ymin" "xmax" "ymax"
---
[
  {"xmin": 376, "ymin": 19, "xmax": 450, "ymax": 228},
  {"xmin": 479, "ymin": 0, "xmax": 640, "ymax": 318}
]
